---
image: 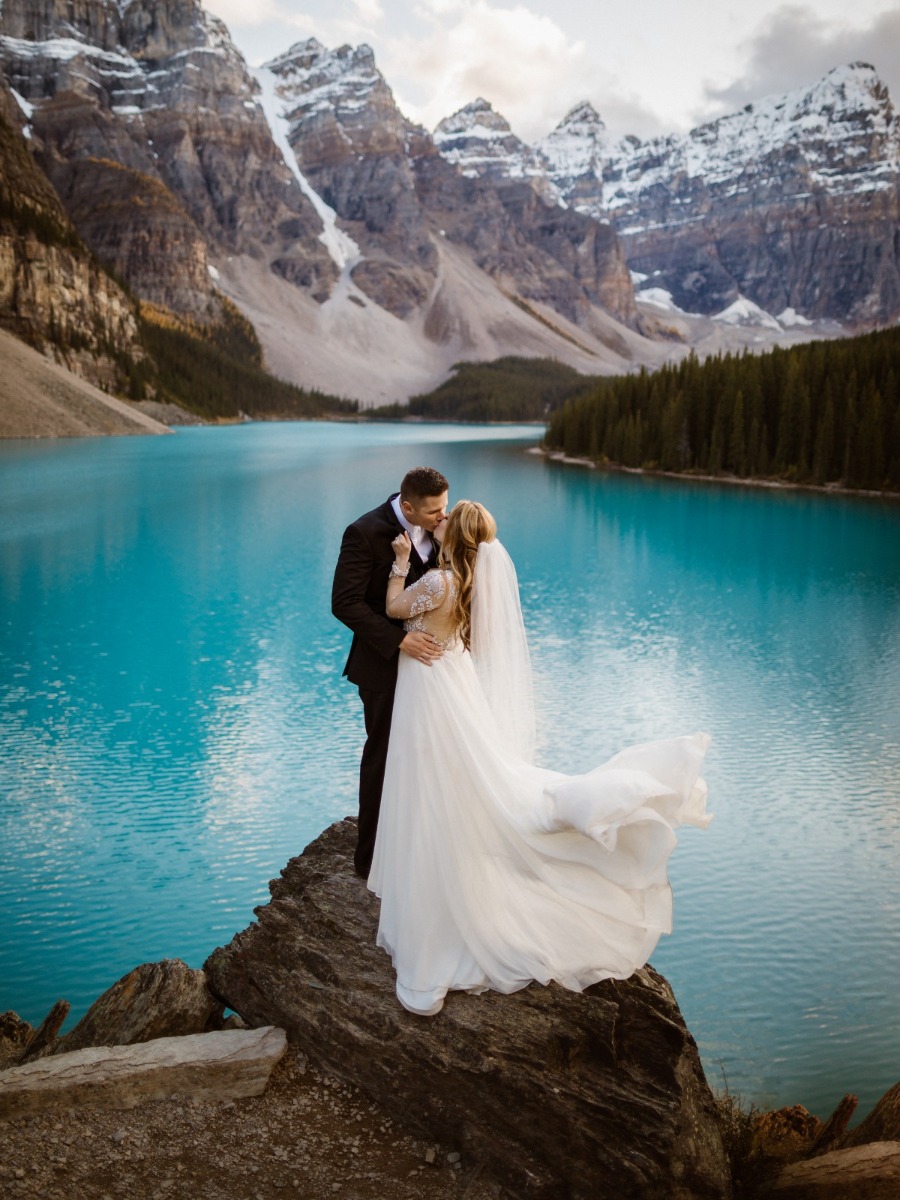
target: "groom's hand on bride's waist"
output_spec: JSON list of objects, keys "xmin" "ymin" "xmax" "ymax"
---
[{"xmin": 400, "ymin": 631, "xmax": 443, "ymax": 665}]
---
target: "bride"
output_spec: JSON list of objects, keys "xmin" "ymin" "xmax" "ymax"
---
[{"xmin": 368, "ymin": 500, "xmax": 711, "ymax": 1017}]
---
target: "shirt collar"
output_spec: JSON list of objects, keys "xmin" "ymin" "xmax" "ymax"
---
[{"xmin": 391, "ymin": 494, "xmax": 418, "ymax": 536}]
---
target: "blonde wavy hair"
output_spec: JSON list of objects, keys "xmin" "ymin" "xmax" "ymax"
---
[{"xmin": 440, "ymin": 500, "xmax": 497, "ymax": 649}]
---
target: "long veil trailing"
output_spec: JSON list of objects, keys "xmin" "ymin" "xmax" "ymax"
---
[{"xmin": 470, "ymin": 540, "xmax": 536, "ymax": 763}]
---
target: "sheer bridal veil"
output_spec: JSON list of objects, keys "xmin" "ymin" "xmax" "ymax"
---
[{"xmin": 470, "ymin": 540, "xmax": 536, "ymax": 763}]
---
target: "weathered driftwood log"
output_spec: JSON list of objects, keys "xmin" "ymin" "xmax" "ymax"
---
[
  {"xmin": 46, "ymin": 959, "xmax": 224, "ymax": 1057},
  {"xmin": 20, "ymin": 1000, "xmax": 71, "ymax": 1063},
  {"xmin": 809, "ymin": 1094, "xmax": 858, "ymax": 1156},
  {"xmin": 841, "ymin": 1081, "xmax": 900, "ymax": 1148},
  {"xmin": 204, "ymin": 819, "xmax": 731, "ymax": 1200},
  {"xmin": 0, "ymin": 1027, "xmax": 287, "ymax": 1120},
  {"xmin": 769, "ymin": 1140, "xmax": 900, "ymax": 1198}
]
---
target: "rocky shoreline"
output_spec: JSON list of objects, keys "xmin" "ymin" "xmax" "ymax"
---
[
  {"xmin": 536, "ymin": 448, "xmax": 900, "ymax": 502},
  {"xmin": 2, "ymin": 821, "xmax": 899, "ymax": 1199}
]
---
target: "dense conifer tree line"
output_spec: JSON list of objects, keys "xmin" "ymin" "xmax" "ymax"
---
[
  {"xmin": 372, "ymin": 357, "xmax": 590, "ymax": 422},
  {"xmin": 134, "ymin": 302, "xmax": 357, "ymax": 420},
  {"xmin": 544, "ymin": 329, "xmax": 900, "ymax": 492}
]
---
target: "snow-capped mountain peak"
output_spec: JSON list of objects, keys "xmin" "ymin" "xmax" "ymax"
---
[
  {"xmin": 537, "ymin": 100, "xmax": 608, "ymax": 216},
  {"xmin": 261, "ymin": 39, "xmax": 384, "ymax": 123},
  {"xmin": 434, "ymin": 97, "xmax": 546, "ymax": 181}
]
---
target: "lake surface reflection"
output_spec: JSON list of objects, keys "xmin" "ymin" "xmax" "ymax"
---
[{"xmin": 1, "ymin": 421, "xmax": 898, "ymax": 1117}]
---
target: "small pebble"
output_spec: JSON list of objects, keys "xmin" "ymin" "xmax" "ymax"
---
[{"xmin": 447, "ymin": 1151, "xmax": 461, "ymax": 1164}]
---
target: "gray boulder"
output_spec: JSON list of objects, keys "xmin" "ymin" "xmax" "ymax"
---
[{"xmin": 45, "ymin": 958, "xmax": 224, "ymax": 1058}]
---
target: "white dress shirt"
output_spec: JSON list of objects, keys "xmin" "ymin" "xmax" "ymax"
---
[{"xmin": 391, "ymin": 495, "xmax": 433, "ymax": 564}]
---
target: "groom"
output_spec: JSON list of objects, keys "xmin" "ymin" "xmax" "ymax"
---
[{"xmin": 332, "ymin": 467, "xmax": 450, "ymax": 878}]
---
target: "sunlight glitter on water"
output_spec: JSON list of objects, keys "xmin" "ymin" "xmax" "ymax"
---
[{"xmin": 1, "ymin": 422, "xmax": 898, "ymax": 1119}]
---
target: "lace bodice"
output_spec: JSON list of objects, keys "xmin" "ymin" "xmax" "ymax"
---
[{"xmin": 399, "ymin": 570, "xmax": 461, "ymax": 650}]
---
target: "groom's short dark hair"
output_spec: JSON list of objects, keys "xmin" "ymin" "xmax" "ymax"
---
[{"xmin": 400, "ymin": 467, "xmax": 449, "ymax": 501}]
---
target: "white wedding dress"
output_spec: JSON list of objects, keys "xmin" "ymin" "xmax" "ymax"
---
[{"xmin": 368, "ymin": 543, "xmax": 711, "ymax": 1017}]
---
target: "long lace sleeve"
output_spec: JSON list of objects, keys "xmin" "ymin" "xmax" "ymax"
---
[{"xmin": 386, "ymin": 569, "xmax": 448, "ymax": 619}]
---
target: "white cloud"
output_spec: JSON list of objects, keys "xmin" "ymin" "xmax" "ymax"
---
[
  {"xmin": 353, "ymin": 0, "xmax": 385, "ymax": 20},
  {"xmin": 205, "ymin": 0, "xmax": 293, "ymax": 28},
  {"xmin": 704, "ymin": 4, "xmax": 900, "ymax": 117},
  {"xmin": 203, "ymin": 0, "xmax": 900, "ymax": 143},
  {"xmin": 378, "ymin": 0, "xmax": 598, "ymax": 139}
]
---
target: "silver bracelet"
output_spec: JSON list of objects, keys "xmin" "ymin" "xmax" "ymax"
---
[{"xmin": 390, "ymin": 562, "xmax": 410, "ymax": 578}]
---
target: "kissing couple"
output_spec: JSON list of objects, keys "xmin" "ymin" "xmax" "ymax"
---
[{"xmin": 333, "ymin": 467, "xmax": 712, "ymax": 1017}]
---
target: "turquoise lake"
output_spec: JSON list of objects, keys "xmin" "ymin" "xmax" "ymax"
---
[{"xmin": 1, "ymin": 421, "xmax": 899, "ymax": 1118}]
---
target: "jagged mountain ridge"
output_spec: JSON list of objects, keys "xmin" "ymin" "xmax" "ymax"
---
[
  {"xmin": 256, "ymin": 37, "xmax": 636, "ymax": 330},
  {"xmin": 0, "ymin": 7, "xmax": 658, "ymax": 401},
  {"xmin": 454, "ymin": 64, "xmax": 900, "ymax": 323},
  {"xmin": 0, "ymin": 2, "xmax": 870, "ymax": 407}
]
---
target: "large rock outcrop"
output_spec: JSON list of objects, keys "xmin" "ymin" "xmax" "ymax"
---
[
  {"xmin": 204, "ymin": 818, "xmax": 732, "ymax": 1200},
  {"xmin": 0, "ymin": 958, "xmax": 226, "ymax": 1067}
]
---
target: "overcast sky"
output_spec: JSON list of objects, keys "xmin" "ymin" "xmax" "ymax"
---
[{"xmin": 204, "ymin": 0, "xmax": 900, "ymax": 141}]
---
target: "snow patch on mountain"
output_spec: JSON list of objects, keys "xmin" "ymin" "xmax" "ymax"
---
[
  {"xmin": 777, "ymin": 307, "xmax": 813, "ymax": 327},
  {"xmin": 713, "ymin": 297, "xmax": 782, "ymax": 331},
  {"xmin": 0, "ymin": 33, "xmax": 136, "ymax": 67},
  {"xmin": 637, "ymin": 287, "xmax": 683, "ymax": 311},
  {"xmin": 254, "ymin": 61, "xmax": 361, "ymax": 272},
  {"xmin": 10, "ymin": 85, "xmax": 31, "ymax": 136}
]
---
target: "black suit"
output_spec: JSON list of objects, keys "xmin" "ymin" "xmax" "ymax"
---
[{"xmin": 332, "ymin": 495, "xmax": 438, "ymax": 875}]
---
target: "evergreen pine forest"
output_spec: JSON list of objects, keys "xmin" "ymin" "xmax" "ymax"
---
[
  {"xmin": 544, "ymin": 328, "xmax": 900, "ymax": 493},
  {"xmin": 133, "ymin": 302, "xmax": 358, "ymax": 421}
]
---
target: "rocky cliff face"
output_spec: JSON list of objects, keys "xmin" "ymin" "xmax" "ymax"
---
[
  {"xmin": 431, "ymin": 97, "xmax": 636, "ymax": 328},
  {"xmin": 0, "ymin": 0, "xmax": 335, "ymax": 318},
  {"xmin": 259, "ymin": 38, "xmax": 437, "ymax": 317},
  {"xmin": 254, "ymin": 42, "xmax": 638, "ymax": 329},
  {"xmin": 538, "ymin": 64, "xmax": 900, "ymax": 323},
  {"xmin": 0, "ymin": 76, "xmax": 142, "ymax": 389}
]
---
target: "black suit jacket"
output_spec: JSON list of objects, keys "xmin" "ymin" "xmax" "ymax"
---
[{"xmin": 332, "ymin": 495, "xmax": 437, "ymax": 693}]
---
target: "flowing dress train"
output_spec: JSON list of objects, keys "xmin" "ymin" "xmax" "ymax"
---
[{"xmin": 367, "ymin": 559, "xmax": 711, "ymax": 1017}]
